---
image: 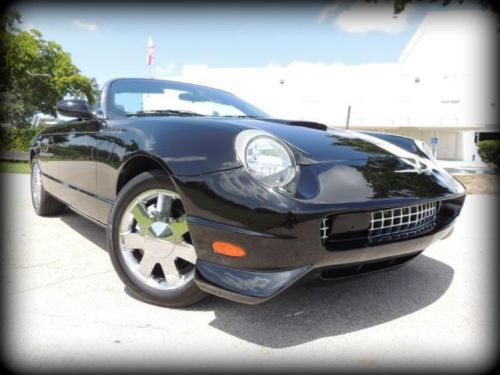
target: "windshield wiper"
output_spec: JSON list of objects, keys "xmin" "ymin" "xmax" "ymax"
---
[{"xmin": 127, "ymin": 109, "xmax": 206, "ymax": 117}]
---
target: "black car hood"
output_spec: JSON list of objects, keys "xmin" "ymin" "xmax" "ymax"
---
[
  {"xmin": 119, "ymin": 116, "xmax": 434, "ymax": 176},
  {"xmin": 242, "ymin": 118, "xmax": 400, "ymax": 164}
]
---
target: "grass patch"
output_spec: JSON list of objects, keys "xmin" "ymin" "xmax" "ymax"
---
[
  {"xmin": 0, "ymin": 161, "xmax": 30, "ymax": 174},
  {"xmin": 454, "ymin": 174, "xmax": 500, "ymax": 195}
]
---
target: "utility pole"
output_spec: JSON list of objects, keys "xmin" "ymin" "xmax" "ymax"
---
[{"xmin": 346, "ymin": 105, "xmax": 351, "ymax": 129}]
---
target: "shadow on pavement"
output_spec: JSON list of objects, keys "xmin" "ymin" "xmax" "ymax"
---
[
  {"xmin": 58, "ymin": 210, "xmax": 454, "ymax": 349},
  {"xmin": 60, "ymin": 212, "xmax": 108, "ymax": 252},
  {"xmin": 188, "ymin": 255, "xmax": 454, "ymax": 348}
]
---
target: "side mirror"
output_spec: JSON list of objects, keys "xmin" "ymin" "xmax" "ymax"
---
[{"xmin": 56, "ymin": 99, "xmax": 95, "ymax": 119}]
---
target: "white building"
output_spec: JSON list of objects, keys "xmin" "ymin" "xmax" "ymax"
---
[{"xmin": 165, "ymin": 9, "xmax": 497, "ymax": 161}]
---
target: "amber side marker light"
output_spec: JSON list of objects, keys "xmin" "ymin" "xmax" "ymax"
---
[{"xmin": 212, "ymin": 241, "xmax": 247, "ymax": 257}]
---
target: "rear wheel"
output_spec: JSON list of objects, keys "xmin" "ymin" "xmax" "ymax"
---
[
  {"xmin": 30, "ymin": 158, "xmax": 66, "ymax": 216},
  {"xmin": 107, "ymin": 170, "xmax": 207, "ymax": 307}
]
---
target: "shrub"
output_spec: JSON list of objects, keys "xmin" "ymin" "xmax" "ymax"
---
[
  {"xmin": 0, "ymin": 127, "xmax": 38, "ymax": 151},
  {"xmin": 478, "ymin": 140, "xmax": 500, "ymax": 170}
]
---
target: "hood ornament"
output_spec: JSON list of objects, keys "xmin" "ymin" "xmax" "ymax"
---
[{"xmin": 396, "ymin": 158, "xmax": 433, "ymax": 174}]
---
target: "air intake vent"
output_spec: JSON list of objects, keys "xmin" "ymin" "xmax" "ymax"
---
[
  {"xmin": 368, "ymin": 202, "xmax": 438, "ymax": 244},
  {"xmin": 320, "ymin": 200, "xmax": 448, "ymax": 250}
]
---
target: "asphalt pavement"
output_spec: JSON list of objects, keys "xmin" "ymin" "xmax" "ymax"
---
[{"xmin": 2, "ymin": 173, "xmax": 497, "ymax": 372}]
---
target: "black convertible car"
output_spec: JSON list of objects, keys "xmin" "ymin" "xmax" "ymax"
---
[{"xmin": 30, "ymin": 78, "xmax": 466, "ymax": 307}]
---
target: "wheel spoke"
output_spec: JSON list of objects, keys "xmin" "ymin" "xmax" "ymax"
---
[
  {"xmin": 169, "ymin": 214, "xmax": 189, "ymax": 239},
  {"xmin": 121, "ymin": 232, "xmax": 144, "ymax": 250},
  {"xmin": 136, "ymin": 253, "xmax": 157, "ymax": 279},
  {"xmin": 160, "ymin": 257, "xmax": 180, "ymax": 283},
  {"xmin": 131, "ymin": 201, "xmax": 153, "ymax": 235},
  {"xmin": 156, "ymin": 193, "xmax": 172, "ymax": 220},
  {"xmin": 151, "ymin": 238, "xmax": 175, "ymax": 254},
  {"xmin": 172, "ymin": 242, "xmax": 197, "ymax": 264}
]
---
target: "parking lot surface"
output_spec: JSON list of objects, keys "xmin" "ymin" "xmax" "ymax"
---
[{"xmin": 2, "ymin": 173, "xmax": 497, "ymax": 372}]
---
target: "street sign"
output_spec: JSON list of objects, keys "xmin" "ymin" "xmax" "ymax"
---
[{"xmin": 431, "ymin": 137, "xmax": 438, "ymax": 145}]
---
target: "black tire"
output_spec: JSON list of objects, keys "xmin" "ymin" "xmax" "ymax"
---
[
  {"xmin": 31, "ymin": 158, "xmax": 66, "ymax": 216},
  {"xmin": 107, "ymin": 169, "xmax": 207, "ymax": 307}
]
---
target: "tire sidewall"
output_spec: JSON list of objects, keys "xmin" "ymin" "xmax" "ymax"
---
[
  {"xmin": 30, "ymin": 159, "xmax": 41, "ymax": 213},
  {"xmin": 30, "ymin": 158, "xmax": 65, "ymax": 216}
]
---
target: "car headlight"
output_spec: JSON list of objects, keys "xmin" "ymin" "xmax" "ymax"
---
[{"xmin": 235, "ymin": 129, "xmax": 297, "ymax": 187}]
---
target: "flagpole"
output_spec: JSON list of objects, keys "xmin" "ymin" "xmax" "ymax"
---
[{"xmin": 147, "ymin": 36, "xmax": 155, "ymax": 79}]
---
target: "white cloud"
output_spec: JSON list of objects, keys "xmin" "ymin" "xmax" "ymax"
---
[
  {"xmin": 71, "ymin": 19, "xmax": 99, "ymax": 32},
  {"xmin": 334, "ymin": 3, "xmax": 409, "ymax": 34},
  {"xmin": 154, "ymin": 63, "xmax": 175, "ymax": 77}
]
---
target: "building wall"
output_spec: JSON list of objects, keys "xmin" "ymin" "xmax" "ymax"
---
[{"xmin": 165, "ymin": 9, "xmax": 497, "ymax": 161}]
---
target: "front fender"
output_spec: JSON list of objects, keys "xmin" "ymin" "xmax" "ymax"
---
[{"xmin": 111, "ymin": 117, "xmax": 249, "ymax": 176}]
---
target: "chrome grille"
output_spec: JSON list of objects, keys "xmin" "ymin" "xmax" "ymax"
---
[{"xmin": 369, "ymin": 201, "xmax": 438, "ymax": 243}]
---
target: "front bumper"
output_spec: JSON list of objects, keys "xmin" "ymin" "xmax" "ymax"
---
[
  {"xmin": 173, "ymin": 165, "xmax": 465, "ymax": 304},
  {"xmin": 192, "ymin": 220, "xmax": 455, "ymax": 304}
]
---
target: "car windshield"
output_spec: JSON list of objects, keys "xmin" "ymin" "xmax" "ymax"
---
[{"xmin": 107, "ymin": 79, "xmax": 268, "ymax": 119}]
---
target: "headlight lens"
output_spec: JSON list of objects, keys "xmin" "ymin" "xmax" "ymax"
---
[{"xmin": 235, "ymin": 130, "xmax": 297, "ymax": 187}]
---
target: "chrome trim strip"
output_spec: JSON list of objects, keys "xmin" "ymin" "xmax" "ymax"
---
[{"xmin": 42, "ymin": 172, "xmax": 114, "ymax": 205}]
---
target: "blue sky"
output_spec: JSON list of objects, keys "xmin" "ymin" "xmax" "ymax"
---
[{"xmin": 15, "ymin": 2, "xmax": 480, "ymax": 87}]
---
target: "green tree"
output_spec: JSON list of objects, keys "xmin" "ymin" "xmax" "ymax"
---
[
  {"xmin": 0, "ymin": 9, "xmax": 98, "ymax": 128},
  {"xmin": 478, "ymin": 140, "xmax": 500, "ymax": 170}
]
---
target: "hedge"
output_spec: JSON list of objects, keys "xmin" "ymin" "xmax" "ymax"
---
[
  {"xmin": 478, "ymin": 140, "xmax": 500, "ymax": 170},
  {"xmin": 0, "ymin": 127, "xmax": 38, "ymax": 152}
]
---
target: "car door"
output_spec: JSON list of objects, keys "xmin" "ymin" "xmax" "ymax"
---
[{"xmin": 41, "ymin": 119, "xmax": 100, "ymax": 219}]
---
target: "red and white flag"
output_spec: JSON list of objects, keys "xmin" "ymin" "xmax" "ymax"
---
[{"xmin": 147, "ymin": 36, "xmax": 155, "ymax": 66}]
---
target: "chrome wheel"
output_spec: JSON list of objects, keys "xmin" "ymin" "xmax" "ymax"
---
[
  {"xmin": 31, "ymin": 162, "xmax": 42, "ymax": 209},
  {"xmin": 119, "ymin": 189, "xmax": 196, "ymax": 291}
]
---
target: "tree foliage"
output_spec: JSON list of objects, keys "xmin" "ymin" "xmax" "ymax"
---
[
  {"xmin": 368, "ymin": 0, "xmax": 498, "ymax": 15},
  {"xmin": 0, "ymin": 127, "xmax": 37, "ymax": 151},
  {"xmin": 478, "ymin": 140, "xmax": 500, "ymax": 170},
  {"xmin": 0, "ymin": 9, "xmax": 98, "ymax": 127}
]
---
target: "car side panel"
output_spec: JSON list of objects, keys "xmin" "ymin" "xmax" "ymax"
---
[
  {"xmin": 35, "ymin": 120, "xmax": 100, "ymax": 218},
  {"xmin": 93, "ymin": 127, "xmax": 143, "ymax": 223}
]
